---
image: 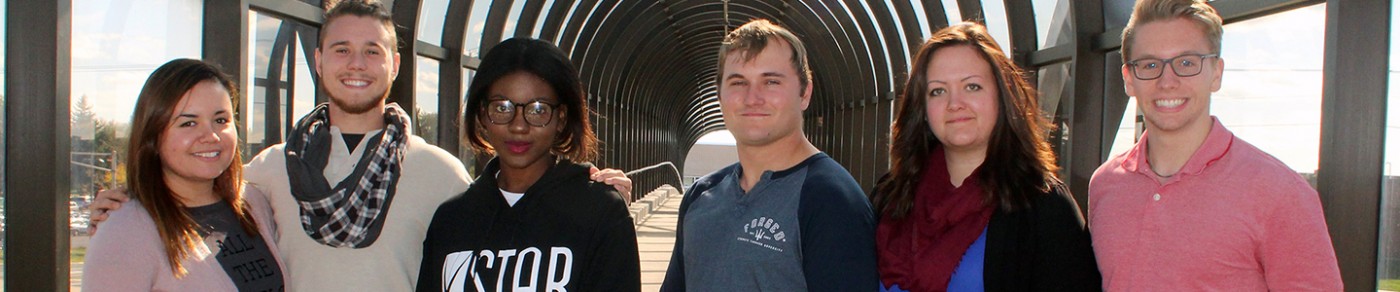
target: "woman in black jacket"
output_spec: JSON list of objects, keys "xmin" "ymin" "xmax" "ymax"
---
[
  {"xmin": 871, "ymin": 23, "xmax": 1100, "ymax": 292},
  {"xmin": 416, "ymin": 37, "xmax": 640, "ymax": 292}
]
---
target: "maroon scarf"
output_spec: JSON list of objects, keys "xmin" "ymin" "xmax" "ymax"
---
[{"xmin": 876, "ymin": 149, "xmax": 995, "ymax": 291}]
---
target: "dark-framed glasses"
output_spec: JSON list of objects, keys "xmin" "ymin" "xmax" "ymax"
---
[
  {"xmin": 484, "ymin": 100, "xmax": 559, "ymax": 127},
  {"xmin": 1126, "ymin": 54, "xmax": 1219, "ymax": 80}
]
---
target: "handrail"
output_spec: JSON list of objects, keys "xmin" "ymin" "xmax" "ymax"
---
[{"xmin": 622, "ymin": 161, "xmax": 684, "ymax": 202}]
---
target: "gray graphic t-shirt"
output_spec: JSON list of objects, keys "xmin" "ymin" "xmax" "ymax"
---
[
  {"xmin": 188, "ymin": 201, "xmax": 284, "ymax": 292},
  {"xmin": 682, "ymin": 165, "xmax": 807, "ymax": 291}
]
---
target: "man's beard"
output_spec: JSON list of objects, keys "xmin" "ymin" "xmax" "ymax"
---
[{"xmin": 332, "ymin": 93, "xmax": 388, "ymax": 114}]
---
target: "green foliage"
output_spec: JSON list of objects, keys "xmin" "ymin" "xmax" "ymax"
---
[
  {"xmin": 414, "ymin": 107, "xmax": 439, "ymax": 145},
  {"xmin": 1381, "ymin": 279, "xmax": 1400, "ymax": 291}
]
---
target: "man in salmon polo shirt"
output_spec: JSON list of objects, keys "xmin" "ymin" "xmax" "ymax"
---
[{"xmin": 1088, "ymin": 0, "xmax": 1342, "ymax": 290}]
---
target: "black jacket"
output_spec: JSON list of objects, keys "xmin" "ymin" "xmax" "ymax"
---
[
  {"xmin": 416, "ymin": 158, "xmax": 640, "ymax": 292},
  {"xmin": 983, "ymin": 180, "xmax": 1102, "ymax": 291}
]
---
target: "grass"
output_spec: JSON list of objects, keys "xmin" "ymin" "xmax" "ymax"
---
[
  {"xmin": 71, "ymin": 247, "xmax": 85, "ymax": 263},
  {"xmin": 1382, "ymin": 279, "xmax": 1400, "ymax": 291}
]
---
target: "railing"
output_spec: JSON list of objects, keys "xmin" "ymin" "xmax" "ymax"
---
[{"xmin": 623, "ymin": 162, "xmax": 684, "ymax": 202}]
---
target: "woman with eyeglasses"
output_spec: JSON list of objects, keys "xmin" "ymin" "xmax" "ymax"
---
[{"xmin": 415, "ymin": 37, "xmax": 640, "ymax": 292}]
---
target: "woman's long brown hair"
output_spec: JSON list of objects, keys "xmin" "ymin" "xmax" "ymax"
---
[
  {"xmin": 872, "ymin": 23, "xmax": 1059, "ymax": 219},
  {"xmin": 126, "ymin": 59, "xmax": 259, "ymax": 277}
]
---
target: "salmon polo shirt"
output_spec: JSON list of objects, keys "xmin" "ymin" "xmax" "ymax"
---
[{"xmin": 1088, "ymin": 117, "xmax": 1342, "ymax": 291}]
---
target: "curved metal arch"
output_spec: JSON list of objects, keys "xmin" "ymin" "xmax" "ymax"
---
[
  {"xmin": 956, "ymin": 0, "xmax": 985, "ymax": 22},
  {"xmin": 888, "ymin": 0, "xmax": 926, "ymax": 67},
  {"xmin": 1003, "ymin": 0, "xmax": 1039, "ymax": 69},
  {"xmin": 571, "ymin": 1, "xmax": 693, "ymax": 167},
  {"xmin": 537, "ymin": 0, "xmax": 579, "ymax": 42},
  {"xmin": 479, "ymin": 0, "xmax": 518, "ymax": 54},
  {"xmin": 480, "ymin": 0, "xmax": 945, "ymax": 181},
  {"xmin": 557, "ymin": 0, "xmax": 603, "ymax": 53},
  {"xmin": 861, "ymin": 0, "xmax": 912, "ymax": 90},
  {"xmin": 436, "ymin": 0, "xmax": 476, "ymax": 158},
  {"xmin": 596, "ymin": 3, "xmax": 778, "ymax": 119},
  {"xmin": 514, "ymin": 0, "xmax": 549, "ymax": 38},
  {"xmin": 780, "ymin": 1, "xmax": 877, "ymax": 105},
  {"xmin": 923, "ymin": 0, "xmax": 952, "ymax": 33},
  {"xmin": 388, "ymin": 0, "xmax": 422, "ymax": 114},
  {"xmin": 683, "ymin": 101, "xmax": 722, "ymax": 133},
  {"xmin": 826, "ymin": 0, "xmax": 896, "ymax": 97}
]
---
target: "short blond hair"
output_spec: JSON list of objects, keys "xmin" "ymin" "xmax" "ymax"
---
[
  {"xmin": 716, "ymin": 19, "xmax": 812, "ymax": 88},
  {"xmin": 1120, "ymin": 0, "xmax": 1223, "ymax": 62}
]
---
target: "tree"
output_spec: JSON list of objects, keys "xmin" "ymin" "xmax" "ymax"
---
[
  {"xmin": 414, "ymin": 107, "xmax": 439, "ymax": 145},
  {"xmin": 72, "ymin": 95, "xmax": 96, "ymax": 139}
]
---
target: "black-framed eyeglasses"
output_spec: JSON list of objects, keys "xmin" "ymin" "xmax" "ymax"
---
[
  {"xmin": 484, "ymin": 100, "xmax": 559, "ymax": 127},
  {"xmin": 1126, "ymin": 54, "xmax": 1219, "ymax": 80}
]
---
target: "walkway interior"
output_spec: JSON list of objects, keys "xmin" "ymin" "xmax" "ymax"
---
[{"xmin": 631, "ymin": 186, "xmax": 683, "ymax": 291}]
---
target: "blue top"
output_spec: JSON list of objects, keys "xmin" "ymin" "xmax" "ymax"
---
[
  {"xmin": 661, "ymin": 153, "xmax": 879, "ymax": 292},
  {"xmin": 947, "ymin": 227, "xmax": 988, "ymax": 292},
  {"xmin": 877, "ymin": 227, "xmax": 987, "ymax": 292}
]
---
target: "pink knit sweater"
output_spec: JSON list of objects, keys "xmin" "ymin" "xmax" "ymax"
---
[{"xmin": 81, "ymin": 189, "xmax": 283, "ymax": 292}]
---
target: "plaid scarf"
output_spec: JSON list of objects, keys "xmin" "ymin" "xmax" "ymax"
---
[{"xmin": 284, "ymin": 102, "xmax": 409, "ymax": 248}]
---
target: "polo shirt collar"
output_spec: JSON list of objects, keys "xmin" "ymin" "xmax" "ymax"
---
[{"xmin": 1122, "ymin": 116, "xmax": 1234, "ymax": 179}]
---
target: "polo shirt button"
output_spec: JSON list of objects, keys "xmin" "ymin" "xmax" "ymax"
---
[{"xmin": 1153, "ymin": 193, "xmax": 1161, "ymax": 201}]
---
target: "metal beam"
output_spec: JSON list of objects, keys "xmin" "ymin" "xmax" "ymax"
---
[
  {"xmin": 922, "ymin": 0, "xmax": 951, "ymax": 33},
  {"xmin": 389, "ymin": 0, "xmax": 421, "ymax": 116},
  {"xmin": 251, "ymin": 0, "xmax": 325, "ymax": 25},
  {"xmin": 1214, "ymin": 0, "xmax": 1324, "ymax": 24},
  {"xmin": 5, "ymin": 0, "xmax": 71, "ymax": 290},
  {"xmin": 479, "ymin": 0, "xmax": 518, "ymax": 54},
  {"xmin": 1064, "ymin": 0, "xmax": 1105, "ymax": 212},
  {"xmin": 263, "ymin": 23, "xmax": 296, "ymax": 147},
  {"xmin": 955, "ymin": 0, "xmax": 984, "ymax": 23},
  {"xmin": 1320, "ymin": 0, "xmax": 1389, "ymax": 290},
  {"xmin": 416, "ymin": 41, "xmax": 450, "ymax": 60},
  {"xmin": 1003, "ymin": 0, "xmax": 1037, "ymax": 68},
  {"xmin": 1030, "ymin": 44, "xmax": 1073, "ymax": 67},
  {"xmin": 204, "ymin": 0, "xmax": 252, "ymax": 155},
  {"xmin": 516, "ymin": 0, "xmax": 549, "ymax": 37},
  {"xmin": 439, "ymin": 0, "xmax": 475, "ymax": 158}
]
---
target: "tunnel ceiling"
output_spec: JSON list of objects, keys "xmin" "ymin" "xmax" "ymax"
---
[
  {"xmin": 437, "ymin": 0, "xmax": 974, "ymax": 148},
  {"xmin": 557, "ymin": 0, "xmax": 926, "ymax": 147}
]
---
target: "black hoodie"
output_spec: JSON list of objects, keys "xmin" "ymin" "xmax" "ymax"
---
[{"xmin": 417, "ymin": 158, "xmax": 640, "ymax": 292}]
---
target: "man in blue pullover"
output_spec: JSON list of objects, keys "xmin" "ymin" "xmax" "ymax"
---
[{"xmin": 660, "ymin": 19, "xmax": 879, "ymax": 291}]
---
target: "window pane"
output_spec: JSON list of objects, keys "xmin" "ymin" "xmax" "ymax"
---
[
  {"xmin": 980, "ymin": 0, "xmax": 1012, "ymax": 55},
  {"xmin": 1035, "ymin": 0, "xmax": 1070, "ymax": 49},
  {"xmin": 503, "ymin": 0, "xmax": 529, "ymax": 38},
  {"xmin": 461, "ymin": 68, "xmax": 477, "ymax": 172},
  {"xmin": 69, "ymin": 0, "xmax": 203, "ymax": 289},
  {"xmin": 939, "ymin": 0, "xmax": 961, "ymax": 25},
  {"xmin": 293, "ymin": 28, "xmax": 319, "ymax": 125},
  {"xmin": 250, "ymin": 11, "xmax": 283, "ymax": 152},
  {"xmin": 464, "ymin": 0, "xmax": 493, "ymax": 58},
  {"xmin": 1104, "ymin": 50, "xmax": 1138, "ymax": 158},
  {"xmin": 249, "ymin": 12, "xmax": 318, "ymax": 156},
  {"xmin": 531, "ymin": 0, "xmax": 558, "ymax": 38},
  {"xmin": 418, "ymin": 0, "xmax": 449, "ymax": 46},
  {"xmin": 1035, "ymin": 61, "xmax": 1071, "ymax": 174},
  {"xmin": 908, "ymin": 0, "xmax": 932, "ymax": 39},
  {"xmin": 416, "ymin": 57, "xmax": 441, "ymax": 145},
  {"xmin": 1214, "ymin": 5, "xmax": 1324, "ymax": 174},
  {"xmin": 1379, "ymin": 0, "xmax": 1400, "ymax": 288}
]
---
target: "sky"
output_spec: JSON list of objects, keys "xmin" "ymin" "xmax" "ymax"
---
[{"xmin": 54, "ymin": 0, "xmax": 1400, "ymax": 175}]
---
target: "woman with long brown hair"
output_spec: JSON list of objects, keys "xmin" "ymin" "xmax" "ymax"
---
[
  {"xmin": 872, "ymin": 23, "xmax": 1099, "ymax": 292},
  {"xmin": 83, "ymin": 58, "xmax": 283, "ymax": 291}
]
